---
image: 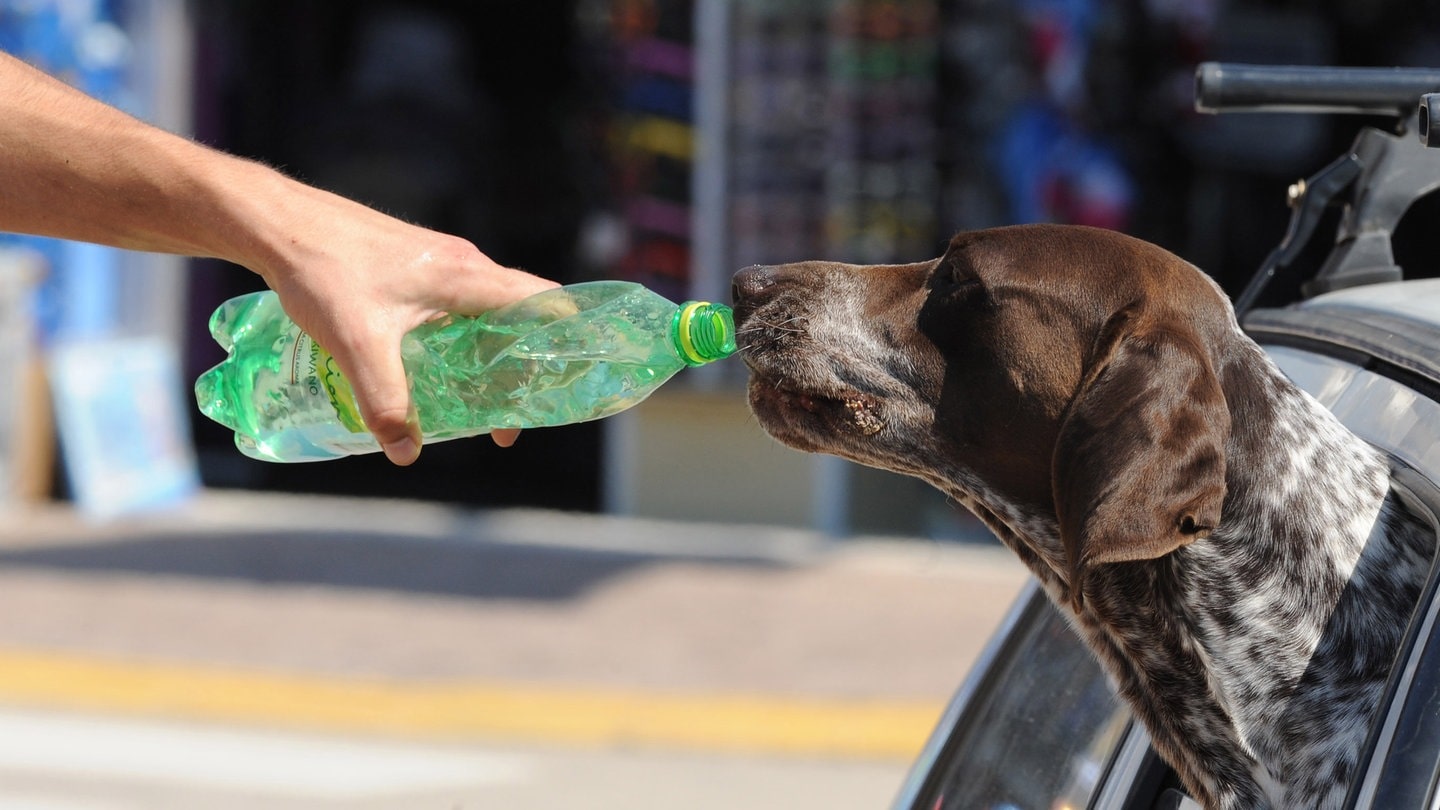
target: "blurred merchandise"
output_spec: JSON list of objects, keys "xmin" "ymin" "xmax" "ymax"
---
[
  {"xmin": 605, "ymin": 0, "xmax": 698, "ymax": 303},
  {"xmin": 993, "ymin": 101, "xmax": 1132, "ymax": 230},
  {"xmin": 719, "ymin": 0, "xmax": 942, "ymax": 272},
  {"xmin": 195, "ymin": 283, "xmax": 734, "ymax": 463},
  {"xmin": 629, "ymin": 0, "xmax": 1162, "ymax": 300}
]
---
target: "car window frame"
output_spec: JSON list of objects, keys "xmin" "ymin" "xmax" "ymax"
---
[
  {"xmin": 889, "ymin": 577, "xmax": 1043, "ymax": 810},
  {"xmin": 1346, "ymin": 465, "xmax": 1440, "ymax": 810},
  {"xmin": 892, "ymin": 577, "xmax": 1145, "ymax": 810}
]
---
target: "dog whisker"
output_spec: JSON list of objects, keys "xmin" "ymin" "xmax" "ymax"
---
[{"xmin": 737, "ymin": 316, "xmax": 807, "ymax": 335}]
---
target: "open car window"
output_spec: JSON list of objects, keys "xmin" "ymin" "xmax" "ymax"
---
[{"xmin": 914, "ymin": 590, "xmax": 1129, "ymax": 810}]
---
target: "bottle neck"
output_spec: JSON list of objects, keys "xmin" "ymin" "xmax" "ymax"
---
[{"xmin": 671, "ymin": 301, "xmax": 737, "ymax": 366}]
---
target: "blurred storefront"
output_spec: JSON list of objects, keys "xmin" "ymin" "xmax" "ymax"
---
[{"xmin": 7, "ymin": 0, "xmax": 1440, "ymax": 533}]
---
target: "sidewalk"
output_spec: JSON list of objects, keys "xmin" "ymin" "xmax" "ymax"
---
[{"xmin": 0, "ymin": 491, "xmax": 1029, "ymax": 761}]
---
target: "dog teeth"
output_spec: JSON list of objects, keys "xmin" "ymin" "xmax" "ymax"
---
[{"xmin": 845, "ymin": 399, "xmax": 884, "ymax": 435}]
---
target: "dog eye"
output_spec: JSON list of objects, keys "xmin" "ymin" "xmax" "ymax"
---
[{"xmin": 932, "ymin": 256, "xmax": 982, "ymax": 294}]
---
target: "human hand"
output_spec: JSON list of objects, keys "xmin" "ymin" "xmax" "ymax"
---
[{"xmin": 246, "ymin": 178, "xmax": 557, "ymax": 464}]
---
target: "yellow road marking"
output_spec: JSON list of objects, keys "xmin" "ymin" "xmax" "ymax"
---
[{"xmin": 0, "ymin": 648, "xmax": 941, "ymax": 760}]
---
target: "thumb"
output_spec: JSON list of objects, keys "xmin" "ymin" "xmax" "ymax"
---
[{"xmin": 334, "ymin": 329, "xmax": 422, "ymax": 466}]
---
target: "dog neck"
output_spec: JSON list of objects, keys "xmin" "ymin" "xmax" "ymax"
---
[{"xmin": 1152, "ymin": 348, "xmax": 1409, "ymax": 807}]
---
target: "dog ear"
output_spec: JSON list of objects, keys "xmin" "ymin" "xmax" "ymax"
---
[{"xmin": 1052, "ymin": 325, "xmax": 1229, "ymax": 611}]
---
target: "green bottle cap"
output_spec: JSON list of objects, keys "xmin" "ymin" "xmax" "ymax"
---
[{"xmin": 672, "ymin": 301, "xmax": 737, "ymax": 366}]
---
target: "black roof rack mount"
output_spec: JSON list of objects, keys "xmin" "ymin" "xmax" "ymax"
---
[{"xmin": 1195, "ymin": 63, "xmax": 1440, "ymax": 312}]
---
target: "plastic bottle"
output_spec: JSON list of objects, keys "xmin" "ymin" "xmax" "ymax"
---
[{"xmin": 194, "ymin": 281, "xmax": 736, "ymax": 463}]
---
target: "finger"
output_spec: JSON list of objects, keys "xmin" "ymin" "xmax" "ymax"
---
[
  {"xmin": 491, "ymin": 428, "xmax": 521, "ymax": 448},
  {"xmin": 442, "ymin": 245, "xmax": 559, "ymax": 313},
  {"xmin": 334, "ymin": 331, "xmax": 422, "ymax": 466}
]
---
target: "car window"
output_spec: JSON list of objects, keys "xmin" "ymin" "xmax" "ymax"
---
[{"xmin": 925, "ymin": 594, "xmax": 1129, "ymax": 810}]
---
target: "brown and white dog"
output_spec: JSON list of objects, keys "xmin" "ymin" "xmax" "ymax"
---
[{"xmin": 731, "ymin": 223, "xmax": 1433, "ymax": 809}]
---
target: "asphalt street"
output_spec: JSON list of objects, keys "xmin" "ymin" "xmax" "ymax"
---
[{"xmin": 0, "ymin": 490, "xmax": 1030, "ymax": 808}]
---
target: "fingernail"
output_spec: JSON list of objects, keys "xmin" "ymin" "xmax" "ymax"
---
[{"xmin": 383, "ymin": 436, "xmax": 420, "ymax": 465}]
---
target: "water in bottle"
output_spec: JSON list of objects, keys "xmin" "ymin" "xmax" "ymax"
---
[{"xmin": 194, "ymin": 281, "xmax": 735, "ymax": 462}]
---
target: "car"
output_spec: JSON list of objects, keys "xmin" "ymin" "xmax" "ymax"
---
[{"xmin": 890, "ymin": 63, "xmax": 1440, "ymax": 810}]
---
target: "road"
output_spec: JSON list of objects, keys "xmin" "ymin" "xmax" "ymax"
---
[
  {"xmin": 0, "ymin": 707, "xmax": 909, "ymax": 809},
  {"xmin": 0, "ymin": 491, "xmax": 1029, "ymax": 809}
]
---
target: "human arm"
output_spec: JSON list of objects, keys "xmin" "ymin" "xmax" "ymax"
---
[{"xmin": 0, "ymin": 51, "xmax": 558, "ymax": 463}]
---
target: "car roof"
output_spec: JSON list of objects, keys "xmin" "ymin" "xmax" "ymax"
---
[
  {"xmin": 1245, "ymin": 278, "xmax": 1440, "ymax": 393},
  {"xmin": 1303, "ymin": 278, "xmax": 1440, "ymax": 328}
]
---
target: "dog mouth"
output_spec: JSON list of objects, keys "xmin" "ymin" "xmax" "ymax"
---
[
  {"xmin": 735, "ymin": 302, "xmax": 888, "ymax": 444},
  {"xmin": 746, "ymin": 375, "xmax": 887, "ymax": 439}
]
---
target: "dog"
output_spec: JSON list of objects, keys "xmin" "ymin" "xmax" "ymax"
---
[{"xmin": 731, "ymin": 223, "xmax": 1434, "ymax": 809}]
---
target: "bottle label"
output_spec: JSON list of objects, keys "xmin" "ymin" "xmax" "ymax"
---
[{"xmin": 291, "ymin": 333, "xmax": 368, "ymax": 434}]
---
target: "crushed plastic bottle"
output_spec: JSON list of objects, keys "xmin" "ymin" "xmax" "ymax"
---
[{"xmin": 194, "ymin": 281, "xmax": 735, "ymax": 462}]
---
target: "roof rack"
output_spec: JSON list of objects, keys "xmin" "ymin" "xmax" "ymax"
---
[{"xmin": 1195, "ymin": 63, "xmax": 1440, "ymax": 312}]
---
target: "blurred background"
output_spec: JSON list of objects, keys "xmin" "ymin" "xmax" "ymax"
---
[
  {"xmin": 1, "ymin": 0, "xmax": 1440, "ymax": 807},
  {"xmin": 5, "ymin": 0, "xmax": 1440, "ymax": 528}
]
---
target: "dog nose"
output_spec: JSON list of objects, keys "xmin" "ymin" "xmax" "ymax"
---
[{"xmin": 732, "ymin": 265, "xmax": 776, "ymax": 304}]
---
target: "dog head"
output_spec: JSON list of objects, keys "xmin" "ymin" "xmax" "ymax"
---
[{"xmin": 732, "ymin": 224, "xmax": 1232, "ymax": 606}]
